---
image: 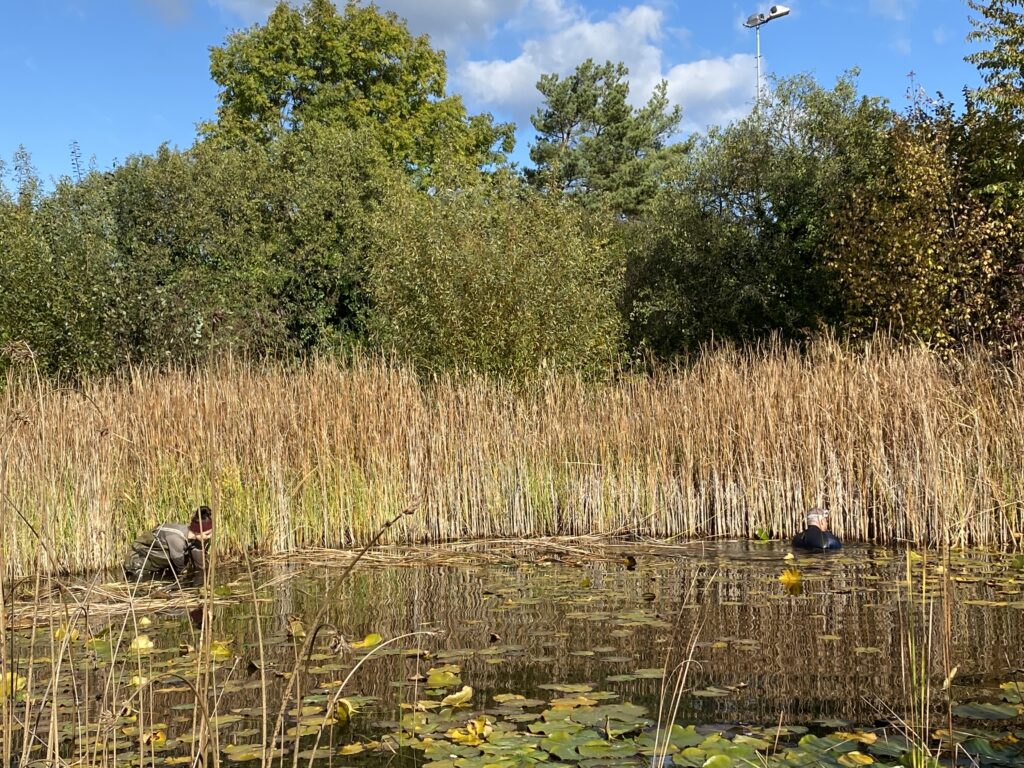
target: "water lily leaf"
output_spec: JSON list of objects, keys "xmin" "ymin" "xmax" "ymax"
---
[
  {"xmin": 339, "ymin": 742, "xmax": 365, "ymax": 755},
  {"xmin": 550, "ymin": 695, "xmax": 598, "ymax": 709},
  {"xmin": 577, "ymin": 740, "xmax": 639, "ymax": 759},
  {"xmin": 700, "ymin": 755, "xmax": 732, "ymax": 768},
  {"xmin": 837, "ymin": 751, "xmax": 874, "ymax": 766},
  {"xmin": 952, "ymin": 701, "xmax": 1020, "ymax": 720},
  {"xmin": 540, "ymin": 683, "xmax": 594, "ymax": 693},
  {"xmin": 638, "ymin": 725, "xmax": 704, "ymax": 753},
  {"xmin": 351, "ymin": 632, "xmax": 383, "ymax": 649},
  {"xmin": 692, "ymin": 686, "xmax": 732, "ymax": 698},
  {"xmin": 441, "ymin": 686, "xmax": 473, "ymax": 708},
  {"xmin": 633, "ymin": 668, "xmax": 665, "ymax": 679},
  {"xmin": 222, "ymin": 744, "xmax": 276, "ymax": 762},
  {"xmin": 1000, "ymin": 681, "xmax": 1024, "ymax": 704},
  {"xmin": 427, "ymin": 665, "xmax": 462, "ymax": 688},
  {"xmin": 494, "ymin": 693, "xmax": 527, "ymax": 704},
  {"xmin": 294, "ymin": 747, "xmax": 335, "ymax": 760},
  {"xmin": 570, "ymin": 703, "xmax": 649, "ymax": 729}
]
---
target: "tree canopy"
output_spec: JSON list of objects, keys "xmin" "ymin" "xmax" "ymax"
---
[
  {"xmin": 528, "ymin": 59, "xmax": 684, "ymax": 216},
  {"xmin": 203, "ymin": 0, "xmax": 513, "ymax": 174}
]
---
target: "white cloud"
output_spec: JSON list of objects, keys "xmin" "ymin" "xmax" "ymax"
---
[
  {"xmin": 933, "ymin": 26, "xmax": 949, "ymax": 45},
  {"xmin": 208, "ymin": 0, "xmax": 277, "ymax": 23},
  {"xmin": 368, "ymin": 0, "xmax": 525, "ymax": 51},
  {"xmin": 145, "ymin": 0, "xmax": 191, "ymax": 23},
  {"xmin": 458, "ymin": 4, "xmax": 754, "ymax": 137},
  {"xmin": 869, "ymin": 0, "xmax": 918, "ymax": 21},
  {"xmin": 891, "ymin": 36, "xmax": 912, "ymax": 55},
  {"xmin": 665, "ymin": 56, "xmax": 757, "ymax": 132}
]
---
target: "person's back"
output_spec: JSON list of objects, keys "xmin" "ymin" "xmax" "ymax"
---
[
  {"xmin": 792, "ymin": 507, "xmax": 842, "ymax": 551},
  {"xmin": 123, "ymin": 507, "xmax": 213, "ymax": 581}
]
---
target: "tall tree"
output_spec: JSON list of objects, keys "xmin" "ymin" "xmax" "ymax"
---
[
  {"xmin": 828, "ymin": 100, "xmax": 1015, "ymax": 345},
  {"xmin": 622, "ymin": 73, "xmax": 893, "ymax": 356},
  {"xmin": 967, "ymin": 0, "xmax": 1024, "ymax": 119},
  {"xmin": 528, "ymin": 59, "xmax": 684, "ymax": 216},
  {"xmin": 202, "ymin": 0, "xmax": 513, "ymax": 174},
  {"xmin": 368, "ymin": 175, "xmax": 623, "ymax": 378}
]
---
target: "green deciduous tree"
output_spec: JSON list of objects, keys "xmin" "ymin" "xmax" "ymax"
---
[
  {"xmin": 829, "ymin": 99, "xmax": 1018, "ymax": 345},
  {"xmin": 203, "ymin": 0, "xmax": 513, "ymax": 174},
  {"xmin": 623, "ymin": 73, "xmax": 893, "ymax": 356},
  {"xmin": 528, "ymin": 59, "xmax": 684, "ymax": 216},
  {"xmin": 367, "ymin": 176, "xmax": 623, "ymax": 378},
  {"xmin": 967, "ymin": 0, "xmax": 1024, "ymax": 119}
]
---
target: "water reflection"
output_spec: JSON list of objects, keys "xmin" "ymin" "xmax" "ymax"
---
[
  {"xmin": 5, "ymin": 541, "xmax": 1023, "ymax": 748},
  {"xmin": 195, "ymin": 542, "xmax": 1024, "ymax": 726}
]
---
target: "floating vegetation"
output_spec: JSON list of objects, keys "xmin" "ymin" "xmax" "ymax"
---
[{"xmin": 1, "ymin": 541, "xmax": 1023, "ymax": 766}]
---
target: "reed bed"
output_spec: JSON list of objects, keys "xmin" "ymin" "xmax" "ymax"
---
[{"xmin": 2, "ymin": 337, "xmax": 1023, "ymax": 576}]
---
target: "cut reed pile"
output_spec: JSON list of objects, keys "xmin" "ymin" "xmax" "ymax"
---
[{"xmin": 2, "ymin": 337, "xmax": 1023, "ymax": 575}]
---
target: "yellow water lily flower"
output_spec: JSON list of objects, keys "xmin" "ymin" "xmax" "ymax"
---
[
  {"xmin": 209, "ymin": 639, "xmax": 232, "ymax": 661},
  {"xmin": 333, "ymin": 697, "xmax": 359, "ymax": 725},
  {"xmin": 55, "ymin": 623, "xmax": 80, "ymax": 642},
  {"xmin": 129, "ymin": 635, "xmax": 155, "ymax": 651},
  {"xmin": 779, "ymin": 567, "xmax": 802, "ymax": 587},
  {"xmin": 446, "ymin": 717, "xmax": 493, "ymax": 746}
]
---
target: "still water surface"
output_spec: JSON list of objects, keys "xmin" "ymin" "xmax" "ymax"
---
[
  {"xmin": 154, "ymin": 541, "xmax": 1022, "ymax": 723},
  {"xmin": 5, "ymin": 540, "xmax": 1024, "ymax": 764}
]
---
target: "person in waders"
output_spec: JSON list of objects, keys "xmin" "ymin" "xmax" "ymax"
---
[
  {"xmin": 123, "ymin": 506, "xmax": 213, "ymax": 584},
  {"xmin": 792, "ymin": 507, "xmax": 842, "ymax": 551}
]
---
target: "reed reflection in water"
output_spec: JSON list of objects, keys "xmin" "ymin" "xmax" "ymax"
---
[
  {"xmin": 5, "ymin": 539, "xmax": 1022, "ymax": 761},
  {"xmin": 194, "ymin": 542, "xmax": 1024, "ymax": 727}
]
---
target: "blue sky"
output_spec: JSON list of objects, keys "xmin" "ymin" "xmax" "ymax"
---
[{"xmin": 1, "ymin": 0, "xmax": 983, "ymax": 186}]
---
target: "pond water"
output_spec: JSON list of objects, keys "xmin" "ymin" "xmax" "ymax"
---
[{"xmin": 3, "ymin": 540, "xmax": 1023, "ymax": 766}]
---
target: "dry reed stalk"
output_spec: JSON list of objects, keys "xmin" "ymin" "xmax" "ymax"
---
[{"xmin": 1, "ymin": 339, "xmax": 1023, "ymax": 576}]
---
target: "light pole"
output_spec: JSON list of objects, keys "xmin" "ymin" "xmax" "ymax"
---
[{"xmin": 743, "ymin": 5, "xmax": 790, "ymax": 108}]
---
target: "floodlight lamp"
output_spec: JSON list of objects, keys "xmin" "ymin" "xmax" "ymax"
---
[
  {"xmin": 767, "ymin": 5, "xmax": 791, "ymax": 20},
  {"xmin": 744, "ymin": 12, "xmax": 766, "ymax": 28}
]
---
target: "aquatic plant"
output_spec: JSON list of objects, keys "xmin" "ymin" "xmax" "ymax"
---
[{"xmin": 3, "ymin": 338, "xmax": 1024, "ymax": 575}]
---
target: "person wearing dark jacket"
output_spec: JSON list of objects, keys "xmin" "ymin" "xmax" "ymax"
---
[
  {"xmin": 792, "ymin": 507, "xmax": 841, "ymax": 551},
  {"xmin": 123, "ymin": 506, "xmax": 213, "ymax": 582}
]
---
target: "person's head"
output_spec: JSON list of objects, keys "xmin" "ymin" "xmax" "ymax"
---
[
  {"xmin": 188, "ymin": 505, "xmax": 214, "ymax": 542},
  {"xmin": 806, "ymin": 507, "xmax": 829, "ymax": 531}
]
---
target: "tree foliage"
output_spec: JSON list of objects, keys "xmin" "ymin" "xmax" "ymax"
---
[
  {"xmin": 967, "ymin": 0, "xmax": 1024, "ymax": 118},
  {"xmin": 367, "ymin": 176, "xmax": 623, "ymax": 377},
  {"xmin": 623, "ymin": 74, "xmax": 893, "ymax": 356},
  {"xmin": 203, "ymin": 0, "xmax": 513, "ymax": 173},
  {"xmin": 528, "ymin": 59, "xmax": 684, "ymax": 216},
  {"xmin": 829, "ymin": 98, "xmax": 1022, "ymax": 345}
]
